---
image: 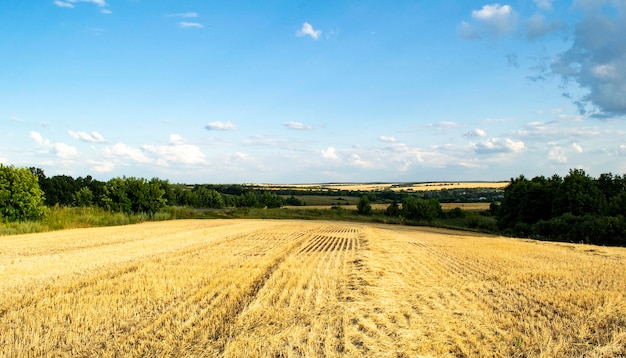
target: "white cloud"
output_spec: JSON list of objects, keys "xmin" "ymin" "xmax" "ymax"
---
[
  {"xmin": 464, "ymin": 129, "xmax": 487, "ymax": 138},
  {"xmin": 350, "ymin": 154, "xmax": 373, "ymax": 168},
  {"xmin": 572, "ymin": 142, "xmax": 583, "ymax": 153},
  {"xmin": 283, "ymin": 121, "xmax": 313, "ymax": 130},
  {"xmin": 103, "ymin": 143, "xmax": 152, "ymax": 163},
  {"xmin": 228, "ymin": 152, "xmax": 252, "ymax": 162},
  {"xmin": 378, "ymin": 136, "xmax": 397, "ymax": 143},
  {"xmin": 30, "ymin": 131, "xmax": 48, "ymax": 146},
  {"xmin": 167, "ymin": 12, "xmax": 199, "ymax": 18},
  {"xmin": 141, "ymin": 134, "xmax": 206, "ymax": 166},
  {"xmin": 321, "ymin": 147, "xmax": 338, "ymax": 160},
  {"xmin": 30, "ymin": 131, "xmax": 78, "ymax": 159},
  {"xmin": 548, "ymin": 146, "xmax": 567, "ymax": 163},
  {"xmin": 54, "ymin": 1, "xmax": 75, "ymax": 8},
  {"xmin": 472, "ymin": 4, "xmax": 517, "ymax": 35},
  {"xmin": 68, "ymin": 130, "xmax": 105, "ymax": 143},
  {"xmin": 53, "ymin": 142, "xmax": 78, "ymax": 159},
  {"xmin": 472, "ymin": 4, "xmax": 513, "ymax": 21},
  {"xmin": 297, "ymin": 22, "xmax": 321, "ymax": 40},
  {"xmin": 89, "ymin": 160, "xmax": 114, "ymax": 172},
  {"xmin": 9, "ymin": 116, "xmax": 23, "ymax": 122},
  {"xmin": 461, "ymin": 3, "xmax": 518, "ymax": 39},
  {"xmin": 474, "ymin": 137, "xmax": 526, "ymax": 154},
  {"xmin": 206, "ymin": 121, "xmax": 237, "ymax": 131},
  {"xmin": 178, "ymin": 22, "xmax": 204, "ymax": 29}
]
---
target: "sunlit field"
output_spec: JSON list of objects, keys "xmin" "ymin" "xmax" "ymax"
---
[
  {"xmin": 1, "ymin": 220, "xmax": 625, "ymax": 357},
  {"xmin": 256, "ymin": 181, "xmax": 508, "ymax": 192}
]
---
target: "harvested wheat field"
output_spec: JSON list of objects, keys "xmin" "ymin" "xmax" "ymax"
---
[{"xmin": 1, "ymin": 220, "xmax": 625, "ymax": 357}]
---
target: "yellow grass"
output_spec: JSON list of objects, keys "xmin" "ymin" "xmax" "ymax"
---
[
  {"xmin": 256, "ymin": 182, "xmax": 509, "ymax": 192},
  {"xmin": 1, "ymin": 219, "xmax": 625, "ymax": 357}
]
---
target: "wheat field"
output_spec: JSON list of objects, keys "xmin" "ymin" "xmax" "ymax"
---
[{"xmin": 1, "ymin": 219, "xmax": 625, "ymax": 357}]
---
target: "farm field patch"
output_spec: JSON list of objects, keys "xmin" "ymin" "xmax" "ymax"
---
[
  {"xmin": 1, "ymin": 220, "xmax": 625, "ymax": 357},
  {"xmin": 257, "ymin": 181, "xmax": 508, "ymax": 192}
]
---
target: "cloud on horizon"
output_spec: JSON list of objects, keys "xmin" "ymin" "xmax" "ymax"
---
[
  {"xmin": 141, "ymin": 134, "xmax": 206, "ymax": 166},
  {"xmin": 30, "ymin": 131, "xmax": 78, "ymax": 159}
]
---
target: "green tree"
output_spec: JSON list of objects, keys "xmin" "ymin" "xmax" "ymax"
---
[
  {"xmin": 385, "ymin": 201, "xmax": 401, "ymax": 217},
  {"xmin": 72, "ymin": 187, "xmax": 94, "ymax": 207},
  {"xmin": 195, "ymin": 187, "xmax": 225, "ymax": 208},
  {"xmin": 260, "ymin": 192, "xmax": 283, "ymax": 209},
  {"xmin": 102, "ymin": 177, "xmax": 132, "ymax": 214},
  {"xmin": 357, "ymin": 195, "xmax": 372, "ymax": 215},
  {"xmin": 402, "ymin": 197, "xmax": 441, "ymax": 221},
  {"xmin": 102, "ymin": 177, "xmax": 166, "ymax": 215},
  {"xmin": 553, "ymin": 169, "xmax": 604, "ymax": 217},
  {"xmin": 0, "ymin": 165, "xmax": 46, "ymax": 222}
]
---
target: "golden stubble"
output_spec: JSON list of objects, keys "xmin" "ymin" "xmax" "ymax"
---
[{"xmin": 1, "ymin": 219, "xmax": 624, "ymax": 357}]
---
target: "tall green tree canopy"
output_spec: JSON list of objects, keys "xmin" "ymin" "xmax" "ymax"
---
[{"xmin": 0, "ymin": 165, "xmax": 46, "ymax": 222}]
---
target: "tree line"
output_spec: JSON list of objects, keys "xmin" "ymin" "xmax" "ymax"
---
[
  {"xmin": 495, "ymin": 169, "xmax": 626, "ymax": 246},
  {"xmin": 0, "ymin": 165, "xmax": 285, "ymax": 222},
  {"xmin": 3, "ymin": 164, "xmax": 625, "ymax": 247}
]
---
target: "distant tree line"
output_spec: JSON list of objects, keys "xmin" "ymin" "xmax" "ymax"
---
[
  {"xmin": 495, "ymin": 169, "xmax": 626, "ymax": 246},
  {"xmin": 268, "ymin": 186, "xmax": 503, "ymax": 203},
  {"xmin": 0, "ymin": 166, "xmax": 286, "ymax": 222},
  {"xmin": 3, "ymin": 165, "xmax": 625, "ymax": 247}
]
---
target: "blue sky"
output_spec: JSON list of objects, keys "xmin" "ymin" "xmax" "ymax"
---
[{"xmin": 1, "ymin": 0, "xmax": 625, "ymax": 183}]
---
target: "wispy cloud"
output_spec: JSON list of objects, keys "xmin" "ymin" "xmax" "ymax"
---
[
  {"xmin": 533, "ymin": 0, "xmax": 554, "ymax": 11},
  {"xmin": 68, "ymin": 130, "xmax": 105, "ymax": 143},
  {"xmin": 178, "ymin": 22, "xmax": 204, "ymax": 29},
  {"xmin": 206, "ymin": 121, "xmax": 237, "ymax": 131},
  {"xmin": 296, "ymin": 22, "xmax": 321, "ymax": 40},
  {"xmin": 54, "ymin": 1, "xmax": 74, "ymax": 8},
  {"xmin": 167, "ymin": 12, "xmax": 199, "ymax": 18},
  {"xmin": 54, "ymin": 0, "xmax": 108, "ymax": 10},
  {"xmin": 283, "ymin": 121, "xmax": 313, "ymax": 130},
  {"xmin": 525, "ymin": 14, "xmax": 565, "ymax": 40}
]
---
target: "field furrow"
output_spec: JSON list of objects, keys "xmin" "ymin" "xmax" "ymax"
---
[{"xmin": 1, "ymin": 219, "xmax": 625, "ymax": 357}]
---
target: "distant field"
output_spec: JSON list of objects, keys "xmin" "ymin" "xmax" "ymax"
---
[
  {"xmin": 1, "ymin": 220, "xmax": 624, "ymax": 357},
  {"xmin": 258, "ymin": 181, "xmax": 509, "ymax": 192},
  {"xmin": 284, "ymin": 202, "xmax": 491, "ymax": 211}
]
